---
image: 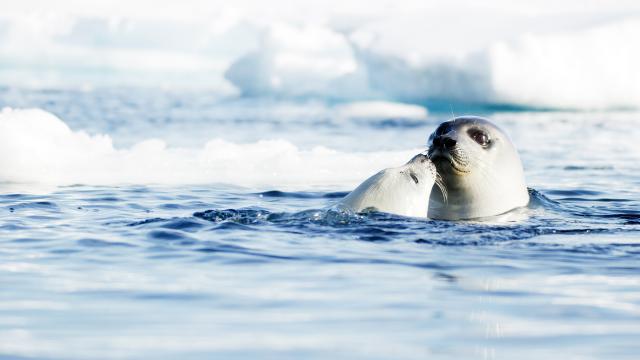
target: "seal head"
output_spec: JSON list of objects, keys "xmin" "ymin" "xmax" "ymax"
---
[
  {"xmin": 427, "ymin": 116, "xmax": 529, "ymax": 220},
  {"xmin": 340, "ymin": 153, "xmax": 441, "ymax": 218}
]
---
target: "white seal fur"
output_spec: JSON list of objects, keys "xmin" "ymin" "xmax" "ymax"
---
[{"xmin": 339, "ymin": 153, "xmax": 442, "ymax": 218}]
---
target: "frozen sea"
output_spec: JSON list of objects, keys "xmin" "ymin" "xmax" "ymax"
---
[{"xmin": 1, "ymin": 87, "xmax": 640, "ymax": 359}]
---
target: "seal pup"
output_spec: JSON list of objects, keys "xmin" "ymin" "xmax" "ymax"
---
[
  {"xmin": 339, "ymin": 153, "xmax": 444, "ymax": 218},
  {"xmin": 427, "ymin": 116, "xmax": 529, "ymax": 220}
]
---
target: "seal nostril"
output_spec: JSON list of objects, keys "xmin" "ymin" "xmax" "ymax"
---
[
  {"xmin": 433, "ymin": 137, "xmax": 443, "ymax": 147},
  {"xmin": 433, "ymin": 135, "xmax": 456, "ymax": 149},
  {"xmin": 443, "ymin": 137, "xmax": 457, "ymax": 148}
]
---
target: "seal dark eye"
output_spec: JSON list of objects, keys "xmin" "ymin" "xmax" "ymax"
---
[{"xmin": 468, "ymin": 128, "xmax": 490, "ymax": 147}]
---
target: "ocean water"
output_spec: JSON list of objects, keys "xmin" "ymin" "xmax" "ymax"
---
[{"xmin": 1, "ymin": 87, "xmax": 640, "ymax": 359}]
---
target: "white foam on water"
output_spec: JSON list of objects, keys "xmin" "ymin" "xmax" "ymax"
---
[{"xmin": 0, "ymin": 108, "xmax": 419, "ymax": 189}]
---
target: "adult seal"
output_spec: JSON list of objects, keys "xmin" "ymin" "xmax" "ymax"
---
[
  {"xmin": 339, "ymin": 153, "xmax": 443, "ymax": 218},
  {"xmin": 427, "ymin": 116, "xmax": 529, "ymax": 220}
]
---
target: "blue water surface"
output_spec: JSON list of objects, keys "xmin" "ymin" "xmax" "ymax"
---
[{"xmin": 1, "ymin": 87, "xmax": 639, "ymax": 359}]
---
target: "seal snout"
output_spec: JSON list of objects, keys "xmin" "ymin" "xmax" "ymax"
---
[
  {"xmin": 428, "ymin": 133, "xmax": 470, "ymax": 175},
  {"xmin": 432, "ymin": 135, "xmax": 457, "ymax": 150},
  {"xmin": 409, "ymin": 152, "xmax": 430, "ymax": 165},
  {"xmin": 428, "ymin": 135, "xmax": 455, "ymax": 162},
  {"xmin": 428, "ymin": 132, "xmax": 458, "ymax": 160}
]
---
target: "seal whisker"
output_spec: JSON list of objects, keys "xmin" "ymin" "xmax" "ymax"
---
[{"xmin": 435, "ymin": 173, "xmax": 448, "ymax": 204}]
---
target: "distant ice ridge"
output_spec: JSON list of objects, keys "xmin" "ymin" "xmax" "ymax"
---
[
  {"xmin": 0, "ymin": 108, "xmax": 418, "ymax": 188},
  {"xmin": 334, "ymin": 101, "xmax": 427, "ymax": 120},
  {"xmin": 226, "ymin": 19, "xmax": 640, "ymax": 109},
  {"xmin": 1, "ymin": 4, "xmax": 639, "ymax": 109}
]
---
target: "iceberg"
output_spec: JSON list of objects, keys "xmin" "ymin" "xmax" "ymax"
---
[
  {"xmin": 0, "ymin": 2, "xmax": 639, "ymax": 109},
  {"xmin": 0, "ymin": 108, "xmax": 419, "ymax": 187}
]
